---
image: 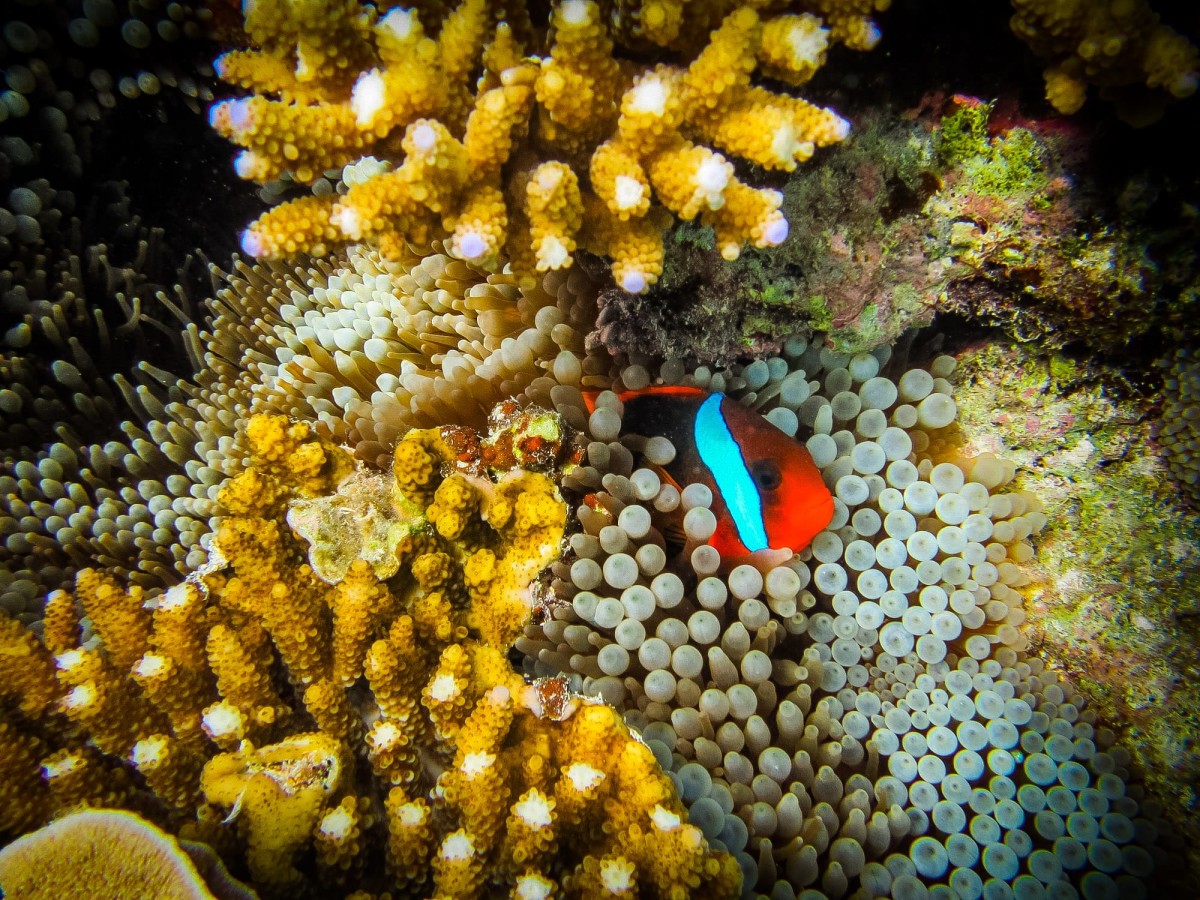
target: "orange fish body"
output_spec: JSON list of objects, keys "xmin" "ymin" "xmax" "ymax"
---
[{"xmin": 588, "ymin": 387, "xmax": 834, "ymax": 557}]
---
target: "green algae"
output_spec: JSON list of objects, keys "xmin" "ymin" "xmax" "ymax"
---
[
  {"xmin": 620, "ymin": 101, "xmax": 1196, "ymax": 359},
  {"xmin": 936, "ymin": 102, "xmax": 1049, "ymax": 198},
  {"xmin": 934, "ymin": 102, "xmax": 993, "ymax": 166}
]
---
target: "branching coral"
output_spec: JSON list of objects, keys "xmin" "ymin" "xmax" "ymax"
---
[
  {"xmin": 1009, "ymin": 0, "xmax": 1199, "ymax": 115},
  {"xmin": 209, "ymin": 0, "xmax": 881, "ymax": 291},
  {"xmin": 0, "ymin": 405, "xmax": 736, "ymax": 897}
]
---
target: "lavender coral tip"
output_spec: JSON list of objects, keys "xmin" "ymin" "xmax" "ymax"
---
[
  {"xmin": 621, "ymin": 271, "xmax": 647, "ymax": 294},
  {"xmin": 239, "ymin": 228, "xmax": 264, "ymax": 258}
]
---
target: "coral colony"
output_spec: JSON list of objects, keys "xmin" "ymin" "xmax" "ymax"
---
[{"xmin": 1, "ymin": 1, "xmax": 1199, "ymax": 899}]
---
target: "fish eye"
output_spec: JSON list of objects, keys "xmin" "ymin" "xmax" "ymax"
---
[{"xmin": 750, "ymin": 460, "xmax": 782, "ymax": 492}]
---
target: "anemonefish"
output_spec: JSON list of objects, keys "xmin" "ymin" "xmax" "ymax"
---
[{"xmin": 585, "ymin": 386, "xmax": 834, "ymax": 558}]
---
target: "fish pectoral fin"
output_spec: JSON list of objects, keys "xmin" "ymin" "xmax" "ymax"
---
[
  {"xmin": 646, "ymin": 465, "xmax": 688, "ymax": 550},
  {"xmin": 649, "ymin": 462, "xmax": 683, "ymax": 493},
  {"xmin": 662, "ymin": 519, "xmax": 688, "ymax": 551}
]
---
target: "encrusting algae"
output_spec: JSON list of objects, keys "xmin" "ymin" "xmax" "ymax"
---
[
  {"xmin": 0, "ymin": 406, "xmax": 738, "ymax": 897},
  {"xmin": 209, "ymin": 0, "xmax": 880, "ymax": 291}
]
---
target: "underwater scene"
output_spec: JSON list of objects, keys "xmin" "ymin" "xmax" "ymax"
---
[{"xmin": 0, "ymin": 1, "xmax": 1198, "ymax": 898}]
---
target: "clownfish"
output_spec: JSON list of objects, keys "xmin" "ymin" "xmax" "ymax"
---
[{"xmin": 585, "ymin": 386, "xmax": 834, "ymax": 558}]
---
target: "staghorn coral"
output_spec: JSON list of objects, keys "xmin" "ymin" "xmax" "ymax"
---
[
  {"xmin": 601, "ymin": 94, "xmax": 1198, "ymax": 364},
  {"xmin": 209, "ymin": 0, "xmax": 879, "ymax": 291},
  {"xmin": 1008, "ymin": 0, "xmax": 1199, "ymax": 117},
  {"xmin": 0, "ymin": 405, "xmax": 736, "ymax": 898},
  {"xmin": 522, "ymin": 336, "xmax": 1169, "ymax": 896}
]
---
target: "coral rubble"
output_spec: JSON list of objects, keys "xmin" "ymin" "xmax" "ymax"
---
[
  {"xmin": 955, "ymin": 339, "xmax": 1200, "ymax": 879},
  {"xmin": 1158, "ymin": 346, "xmax": 1200, "ymax": 505}
]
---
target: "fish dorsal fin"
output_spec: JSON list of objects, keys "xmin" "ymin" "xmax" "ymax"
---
[{"xmin": 619, "ymin": 385, "xmax": 705, "ymax": 402}]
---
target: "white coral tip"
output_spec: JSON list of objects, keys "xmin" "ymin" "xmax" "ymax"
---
[
  {"xmin": 319, "ymin": 805, "xmax": 355, "ymax": 839},
  {"xmin": 696, "ymin": 155, "xmax": 730, "ymax": 197},
  {"xmin": 379, "ymin": 8, "xmax": 417, "ymax": 40},
  {"xmin": 240, "ymin": 228, "xmax": 266, "ymax": 258},
  {"xmin": 614, "ymin": 175, "xmax": 645, "ymax": 211},
  {"xmin": 410, "ymin": 122, "xmax": 437, "ymax": 152},
  {"xmin": 560, "ymin": 0, "xmax": 593, "ymax": 26},
  {"xmin": 351, "ymin": 70, "xmax": 386, "ymax": 128},
  {"xmin": 538, "ymin": 236, "xmax": 570, "ymax": 270},
  {"xmin": 331, "ymin": 205, "xmax": 361, "ymax": 240},
  {"xmin": 628, "ymin": 76, "xmax": 667, "ymax": 116},
  {"xmin": 233, "ymin": 150, "xmax": 261, "ymax": 180},
  {"xmin": 1172, "ymin": 71, "xmax": 1198, "ymax": 98},
  {"xmin": 440, "ymin": 831, "xmax": 475, "ymax": 861}
]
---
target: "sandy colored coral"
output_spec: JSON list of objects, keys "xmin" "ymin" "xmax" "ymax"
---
[
  {"xmin": 1009, "ymin": 0, "xmax": 1199, "ymax": 115},
  {"xmin": 201, "ymin": 731, "xmax": 348, "ymax": 887},
  {"xmin": 211, "ymin": 0, "xmax": 874, "ymax": 290}
]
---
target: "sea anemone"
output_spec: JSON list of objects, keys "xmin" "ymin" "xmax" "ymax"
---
[{"xmin": 522, "ymin": 336, "xmax": 1165, "ymax": 896}]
